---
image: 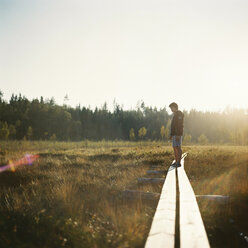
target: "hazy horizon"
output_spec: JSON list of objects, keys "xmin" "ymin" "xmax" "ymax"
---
[{"xmin": 1, "ymin": 0, "xmax": 247, "ymax": 113}]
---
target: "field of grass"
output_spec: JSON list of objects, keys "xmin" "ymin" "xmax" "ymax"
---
[{"xmin": 0, "ymin": 140, "xmax": 247, "ymax": 248}]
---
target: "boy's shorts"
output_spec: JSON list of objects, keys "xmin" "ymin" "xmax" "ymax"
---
[{"xmin": 172, "ymin": 135, "xmax": 182, "ymax": 147}]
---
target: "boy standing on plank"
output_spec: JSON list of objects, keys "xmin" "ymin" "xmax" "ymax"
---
[{"xmin": 169, "ymin": 102, "xmax": 184, "ymax": 167}]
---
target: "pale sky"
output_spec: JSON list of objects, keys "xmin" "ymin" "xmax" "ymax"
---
[{"xmin": 0, "ymin": 0, "xmax": 247, "ymax": 112}]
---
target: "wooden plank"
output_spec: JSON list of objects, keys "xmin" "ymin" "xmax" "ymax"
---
[
  {"xmin": 196, "ymin": 194, "xmax": 229, "ymax": 200},
  {"xmin": 146, "ymin": 170, "xmax": 167, "ymax": 175},
  {"xmin": 151, "ymin": 165, "xmax": 164, "ymax": 168},
  {"xmin": 196, "ymin": 195, "xmax": 229, "ymax": 204},
  {"xmin": 144, "ymin": 157, "xmax": 179, "ymax": 248},
  {"xmin": 137, "ymin": 178, "xmax": 165, "ymax": 184},
  {"xmin": 177, "ymin": 154, "xmax": 210, "ymax": 248},
  {"xmin": 122, "ymin": 190, "xmax": 160, "ymax": 200}
]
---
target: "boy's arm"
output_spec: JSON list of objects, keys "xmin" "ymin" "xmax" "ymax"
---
[{"xmin": 170, "ymin": 117, "xmax": 175, "ymax": 139}]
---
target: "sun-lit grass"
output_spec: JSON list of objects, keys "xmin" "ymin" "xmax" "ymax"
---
[
  {"xmin": 183, "ymin": 145, "xmax": 248, "ymax": 247},
  {"xmin": 0, "ymin": 141, "xmax": 247, "ymax": 247}
]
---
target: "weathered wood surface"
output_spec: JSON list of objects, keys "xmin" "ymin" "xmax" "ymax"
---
[
  {"xmin": 196, "ymin": 194, "xmax": 229, "ymax": 204},
  {"xmin": 177, "ymin": 154, "xmax": 210, "ymax": 248},
  {"xmin": 137, "ymin": 178, "xmax": 165, "ymax": 184},
  {"xmin": 146, "ymin": 170, "xmax": 167, "ymax": 175},
  {"xmin": 151, "ymin": 165, "xmax": 164, "ymax": 168},
  {"xmin": 144, "ymin": 158, "xmax": 178, "ymax": 248},
  {"xmin": 196, "ymin": 194, "xmax": 229, "ymax": 199},
  {"xmin": 122, "ymin": 190, "xmax": 160, "ymax": 200},
  {"xmin": 123, "ymin": 190, "xmax": 228, "ymax": 202}
]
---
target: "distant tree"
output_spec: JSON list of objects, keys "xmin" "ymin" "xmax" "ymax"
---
[
  {"xmin": 15, "ymin": 120, "xmax": 21, "ymax": 127},
  {"xmin": 0, "ymin": 89, "xmax": 247, "ymax": 143},
  {"xmin": 27, "ymin": 126, "xmax": 33, "ymax": 140},
  {"xmin": 9, "ymin": 124, "xmax": 16, "ymax": 139},
  {"xmin": 183, "ymin": 133, "xmax": 192, "ymax": 144},
  {"xmin": 243, "ymin": 127, "xmax": 248, "ymax": 145},
  {"xmin": 63, "ymin": 94, "xmax": 69, "ymax": 107},
  {"xmin": 50, "ymin": 133, "xmax": 57, "ymax": 141},
  {"xmin": 129, "ymin": 128, "xmax": 135, "ymax": 141},
  {"xmin": 0, "ymin": 122, "xmax": 9, "ymax": 140},
  {"xmin": 47, "ymin": 97, "xmax": 55, "ymax": 106},
  {"xmin": 230, "ymin": 131, "xmax": 236, "ymax": 145},
  {"xmin": 166, "ymin": 119, "xmax": 171, "ymax": 127},
  {"xmin": 14, "ymin": 120, "xmax": 22, "ymax": 139},
  {"xmin": 0, "ymin": 90, "xmax": 3, "ymax": 103},
  {"xmin": 152, "ymin": 130, "xmax": 156, "ymax": 140},
  {"xmin": 64, "ymin": 94, "xmax": 69, "ymax": 102},
  {"xmin": 164, "ymin": 127, "xmax": 169, "ymax": 141},
  {"xmin": 138, "ymin": 126, "xmax": 147, "ymax": 140},
  {"xmin": 160, "ymin": 125, "xmax": 166, "ymax": 140},
  {"xmin": 198, "ymin": 134, "xmax": 208, "ymax": 144},
  {"xmin": 217, "ymin": 126, "xmax": 231, "ymax": 144},
  {"xmin": 70, "ymin": 121, "xmax": 82, "ymax": 141},
  {"xmin": 44, "ymin": 132, "xmax": 49, "ymax": 140},
  {"xmin": 40, "ymin": 96, "xmax": 44, "ymax": 104},
  {"xmin": 165, "ymin": 119, "xmax": 171, "ymax": 141}
]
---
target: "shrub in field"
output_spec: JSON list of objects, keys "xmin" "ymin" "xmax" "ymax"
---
[{"xmin": 198, "ymin": 134, "xmax": 208, "ymax": 144}]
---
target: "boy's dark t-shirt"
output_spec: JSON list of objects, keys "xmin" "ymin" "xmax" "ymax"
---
[{"xmin": 170, "ymin": 110, "xmax": 184, "ymax": 136}]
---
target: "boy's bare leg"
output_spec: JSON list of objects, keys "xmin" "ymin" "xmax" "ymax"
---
[
  {"xmin": 176, "ymin": 146, "xmax": 182, "ymax": 163},
  {"xmin": 173, "ymin": 147, "xmax": 179, "ymax": 163}
]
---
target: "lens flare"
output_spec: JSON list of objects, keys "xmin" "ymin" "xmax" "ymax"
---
[{"xmin": 0, "ymin": 154, "xmax": 39, "ymax": 173}]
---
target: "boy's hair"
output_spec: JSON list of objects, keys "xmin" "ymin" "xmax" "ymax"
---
[{"xmin": 169, "ymin": 102, "xmax": 178, "ymax": 109}]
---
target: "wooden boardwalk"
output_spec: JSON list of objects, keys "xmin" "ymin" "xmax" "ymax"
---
[
  {"xmin": 144, "ymin": 153, "xmax": 210, "ymax": 248},
  {"xmin": 144, "ymin": 157, "xmax": 177, "ymax": 248},
  {"xmin": 177, "ymin": 154, "xmax": 210, "ymax": 248}
]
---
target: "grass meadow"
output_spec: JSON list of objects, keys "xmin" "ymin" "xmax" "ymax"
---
[{"xmin": 0, "ymin": 140, "xmax": 247, "ymax": 248}]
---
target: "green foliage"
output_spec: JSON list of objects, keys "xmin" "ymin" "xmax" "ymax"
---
[
  {"xmin": 165, "ymin": 127, "xmax": 169, "ymax": 141},
  {"xmin": 230, "ymin": 129, "xmax": 248, "ymax": 146},
  {"xmin": 27, "ymin": 126, "xmax": 33, "ymax": 140},
  {"xmin": 0, "ymin": 121, "xmax": 9, "ymax": 140},
  {"xmin": 160, "ymin": 125, "xmax": 165, "ymax": 140},
  {"xmin": 198, "ymin": 134, "xmax": 208, "ymax": 144},
  {"xmin": 129, "ymin": 128, "xmax": 135, "ymax": 141},
  {"xmin": 50, "ymin": 133, "xmax": 57, "ymax": 141},
  {"xmin": 165, "ymin": 119, "xmax": 171, "ymax": 141},
  {"xmin": 44, "ymin": 132, "xmax": 49, "ymax": 140},
  {"xmin": 15, "ymin": 120, "xmax": 21, "ymax": 127},
  {"xmin": 0, "ymin": 90, "xmax": 3, "ymax": 103},
  {"xmin": 183, "ymin": 133, "xmax": 192, "ymax": 144},
  {"xmin": 0, "ymin": 91, "xmax": 247, "ymax": 144},
  {"xmin": 138, "ymin": 127, "xmax": 147, "ymax": 140},
  {"xmin": 9, "ymin": 124, "xmax": 16, "ymax": 139}
]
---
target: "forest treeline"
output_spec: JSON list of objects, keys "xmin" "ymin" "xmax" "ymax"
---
[{"xmin": 0, "ymin": 91, "xmax": 247, "ymax": 145}]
